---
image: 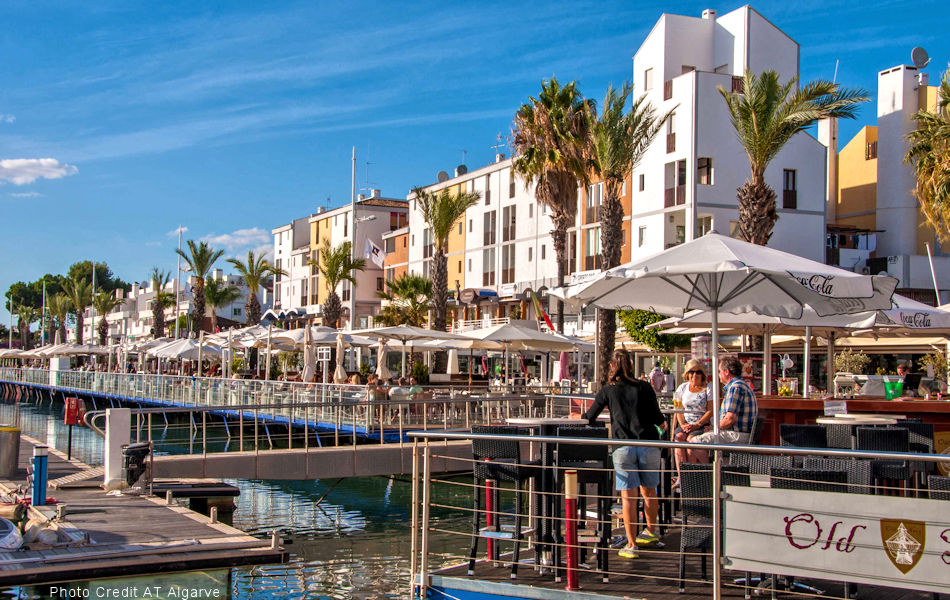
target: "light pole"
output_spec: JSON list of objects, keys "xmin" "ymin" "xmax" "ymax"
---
[
  {"xmin": 175, "ymin": 225, "xmax": 183, "ymax": 339},
  {"xmin": 349, "ymin": 147, "xmax": 357, "ymax": 330}
]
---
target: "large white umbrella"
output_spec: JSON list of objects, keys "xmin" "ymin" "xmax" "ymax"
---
[
  {"xmin": 272, "ymin": 326, "xmax": 375, "ymax": 348},
  {"xmin": 301, "ymin": 324, "xmax": 315, "ymax": 383},
  {"xmin": 334, "ymin": 334, "xmax": 348, "ymax": 383},
  {"xmin": 550, "ymin": 232, "xmax": 898, "ymax": 594},
  {"xmin": 48, "ymin": 343, "xmax": 111, "ymax": 357},
  {"xmin": 149, "ymin": 338, "xmax": 222, "ymax": 361},
  {"xmin": 353, "ymin": 325, "xmax": 470, "ymax": 377}
]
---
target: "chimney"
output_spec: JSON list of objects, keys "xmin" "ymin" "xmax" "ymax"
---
[
  {"xmin": 702, "ymin": 8, "xmax": 717, "ymax": 19},
  {"xmin": 371, "ymin": 188, "xmax": 381, "ymax": 199},
  {"xmin": 357, "ymin": 193, "xmax": 366, "ymax": 201},
  {"xmin": 316, "ymin": 206, "xmax": 325, "ymax": 214},
  {"xmin": 919, "ymin": 72, "xmax": 929, "ymax": 86},
  {"xmin": 213, "ymin": 268, "xmax": 223, "ymax": 280},
  {"xmin": 131, "ymin": 282, "xmax": 140, "ymax": 296},
  {"xmin": 495, "ymin": 153, "xmax": 506, "ymax": 163}
]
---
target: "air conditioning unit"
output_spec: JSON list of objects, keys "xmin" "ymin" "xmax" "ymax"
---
[{"xmin": 668, "ymin": 214, "xmax": 675, "ymax": 223}]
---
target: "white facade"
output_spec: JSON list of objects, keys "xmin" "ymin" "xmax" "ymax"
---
[
  {"xmin": 630, "ymin": 6, "xmax": 826, "ymax": 262},
  {"xmin": 272, "ymin": 216, "xmax": 315, "ymax": 316}
]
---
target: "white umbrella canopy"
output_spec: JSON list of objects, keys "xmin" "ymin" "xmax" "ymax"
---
[
  {"xmin": 49, "ymin": 343, "xmax": 111, "ymax": 357},
  {"xmin": 355, "ymin": 325, "xmax": 470, "ymax": 378},
  {"xmin": 272, "ymin": 326, "xmax": 375, "ymax": 348},
  {"xmin": 459, "ymin": 322, "xmax": 588, "ymax": 352},
  {"xmin": 149, "ymin": 338, "xmax": 222, "ymax": 360}
]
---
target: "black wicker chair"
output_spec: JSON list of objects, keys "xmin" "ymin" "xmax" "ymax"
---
[
  {"xmin": 468, "ymin": 425, "xmax": 541, "ymax": 578},
  {"xmin": 770, "ymin": 467, "xmax": 849, "ymax": 493},
  {"xmin": 779, "ymin": 424, "xmax": 828, "ymax": 449},
  {"xmin": 553, "ymin": 426, "xmax": 611, "ymax": 582},
  {"xmin": 929, "ymin": 475, "xmax": 950, "ymax": 500},
  {"xmin": 856, "ymin": 426, "xmax": 912, "ymax": 494},
  {"xmin": 822, "ymin": 423, "xmax": 854, "ymax": 449},
  {"xmin": 891, "ymin": 422, "xmax": 935, "ymax": 493},
  {"xmin": 678, "ymin": 463, "xmax": 751, "ymax": 594},
  {"xmin": 803, "ymin": 457, "xmax": 873, "ymax": 495},
  {"xmin": 729, "ymin": 452, "xmax": 794, "ymax": 476}
]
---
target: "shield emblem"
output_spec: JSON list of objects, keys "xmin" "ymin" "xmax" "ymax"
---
[{"xmin": 880, "ymin": 519, "xmax": 926, "ymax": 574}]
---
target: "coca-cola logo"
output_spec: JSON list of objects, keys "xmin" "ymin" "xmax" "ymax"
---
[
  {"xmin": 793, "ymin": 274, "xmax": 836, "ymax": 296},
  {"xmin": 899, "ymin": 312, "xmax": 932, "ymax": 328}
]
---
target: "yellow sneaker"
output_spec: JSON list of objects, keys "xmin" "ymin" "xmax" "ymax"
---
[
  {"xmin": 618, "ymin": 545, "xmax": 639, "ymax": 559},
  {"xmin": 635, "ymin": 530, "xmax": 660, "ymax": 546}
]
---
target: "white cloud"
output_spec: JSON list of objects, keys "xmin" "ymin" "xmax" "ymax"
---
[
  {"xmin": 203, "ymin": 227, "xmax": 270, "ymax": 252},
  {"xmin": 0, "ymin": 115, "xmax": 14, "ymax": 124},
  {"xmin": 9, "ymin": 191, "xmax": 41, "ymax": 198},
  {"xmin": 166, "ymin": 226, "xmax": 189, "ymax": 237},
  {"xmin": 0, "ymin": 158, "xmax": 78, "ymax": 185}
]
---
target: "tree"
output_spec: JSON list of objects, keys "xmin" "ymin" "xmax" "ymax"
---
[
  {"xmin": 176, "ymin": 240, "xmax": 224, "ymax": 336},
  {"xmin": 375, "ymin": 273, "xmax": 432, "ymax": 327},
  {"xmin": 92, "ymin": 291, "xmax": 124, "ymax": 345},
  {"xmin": 907, "ymin": 65, "xmax": 950, "ymax": 241},
  {"xmin": 204, "ymin": 276, "xmax": 242, "ymax": 333},
  {"xmin": 586, "ymin": 82, "xmax": 670, "ymax": 383},
  {"xmin": 67, "ymin": 261, "xmax": 130, "ymax": 294},
  {"xmin": 617, "ymin": 309, "xmax": 690, "ymax": 353},
  {"xmin": 47, "ymin": 294, "xmax": 72, "ymax": 344},
  {"xmin": 514, "ymin": 77, "xmax": 592, "ymax": 331},
  {"xmin": 148, "ymin": 268, "xmax": 176, "ymax": 338},
  {"xmin": 311, "ymin": 240, "xmax": 366, "ymax": 329},
  {"xmin": 15, "ymin": 305, "xmax": 39, "ymax": 350},
  {"xmin": 226, "ymin": 250, "xmax": 285, "ymax": 326},
  {"xmin": 63, "ymin": 278, "xmax": 92, "ymax": 344},
  {"xmin": 415, "ymin": 186, "xmax": 480, "ymax": 371},
  {"xmin": 719, "ymin": 70, "xmax": 868, "ymax": 245}
]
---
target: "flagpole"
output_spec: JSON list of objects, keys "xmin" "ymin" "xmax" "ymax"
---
[
  {"xmin": 41, "ymin": 281, "xmax": 47, "ymax": 345},
  {"xmin": 175, "ymin": 225, "xmax": 182, "ymax": 339},
  {"xmin": 349, "ymin": 147, "xmax": 357, "ymax": 331}
]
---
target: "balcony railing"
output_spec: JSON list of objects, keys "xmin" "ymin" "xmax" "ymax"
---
[
  {"xmin": 783, "ymin": 189, "xmax": 798, "ymax": 210},
  {"xmin": 583, "ymin": 255, "xmax": 602, "ymax": 271},
  {"xmin": 731, "ymin": 75, "xmax": 744, "ymax": 93},
  {"xmin": 664, "ymin": 185, "xmax": 686, "ymax": 208},
  {"xmin": 666, "ymin": 132, "xmax": 676, "ymax": 153},
  {"xmin": 584, "ymin": 204, "xmax": 602, "ymax": 224},
  {"xmin": 865, "ymin": 141, "xmax": 878, "ymax": 160}
]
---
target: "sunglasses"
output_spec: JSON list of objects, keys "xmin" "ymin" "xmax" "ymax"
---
[{"xmin": 686, "ymin": 370, "xmax": 704, "ymax": 375}]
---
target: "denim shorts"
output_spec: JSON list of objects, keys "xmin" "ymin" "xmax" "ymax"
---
[{"xmin": 612, "ymin": 445, "xmax": 661, "ymax": 491}]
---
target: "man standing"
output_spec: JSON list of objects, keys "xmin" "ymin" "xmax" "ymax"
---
[
  {"xmin": 649, "ymin": 362, "xmax": 665, "ymax": 393},
  {"xmin": 687, "ymin": 355, "xmax": 758, "ymax": 463}
]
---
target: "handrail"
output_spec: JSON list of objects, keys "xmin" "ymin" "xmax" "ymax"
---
[{"xmin": 83, "ymin": 409, "xmax": 107, "ymax": 437}]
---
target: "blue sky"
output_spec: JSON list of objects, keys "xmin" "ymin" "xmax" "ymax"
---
[{"xmin": 1, "ymin": 0, "xmax": 947, "ymax": 324}]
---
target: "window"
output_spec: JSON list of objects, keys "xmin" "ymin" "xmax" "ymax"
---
[
  {"xmin": 541, "ymin": 245, "xmax": 546, "ymax": 260},
  {"xmin": 783, "ymin": 169, "xmax": 797, "ymax": 209},
  {"xmin": 697, "ymin": 215, "xmax": 713, "ymax": 237},
  {"xmin": 411, "ymin": 234, "xmax": 415, "ymax": 245},
  {"xmin": 865, "ymin": 141, "xmax": 878, "ymax": 160},
  {"xmin": 586, "ymin": 182, "xmax": 603, "ymax": 222},
  {"xmin": 644, "ymin": 67, "xmax": 653, "ymax": 90},
  {"xmin": 458, "ymin": 260, "xmax": 462, "ymax": 272},
  {"xmin": 483, "ymin": 212, "xmax": 497, "ymax": 245},
  {"xmin": 482, "ymin": 248, "xmax": 496, "ymax": 286},
  {"xmin": 528, "ymin": 204, "xmax": 533, "ymax": 218},
  {"xmin": 423, "ymin": 228, "xmax": 433, "ymax": 258},
  {"xmin": 468, "ymin": 258, "xmax": 472, "ymax": 272},
  {"xmin": 584, "ymin": 228, "xmax": 602, "ymax": 270},
  {"xmin": 501, "ymin": 244, "xmax": 515, "ymax": 284},
  {"xmin": 664, "ymin": 160, "xmax": 687, "ymax": 206},
  {"xmin": 468, "ymin": 219, "xmax": 472, "ymax": 233},
  {"xmin": 528, "ymin": 247, "xmax": 533, "ymax": 261},
  {"xmin": 666, "ymin": 112, "xmax": 676, "ymax": 153},
  {"xmin": 403, "ymin": 237, "xmax": 407, "ymax": 248},
  {"xmin": 342, "ymin": 282, "xmax": 351, "ymax": 301},
  {"xmin": 502, "ymin": 206, "xmax": 516, "ymax": 241},
  {"xmin": 568, "ymin": 232, "xmax": 577, "ymax": 274},
  {"xmin": 233, "ymin": 307, "xmax": 242, "ymax": 317},
  {"xmin": 458, "ymin": 222, "xmax": 463, "ymax": 235},
  {"xmin": 639, "ymin": 174, "xmax": 645, "ymax": 192},
  {"xmin": 698, "ymin": 157, "xmax": 713, "ymax": 185},
  {"xmin": 384, "ymin": 238, "xmax": 396, "ymax": 253},
  {"xmin": 509, "ymin": 171, "xmax": 516, "ymax": 198},
  {"xmin": 377, "ymin": 277, "xmax": 384, "ymax": 292},
  {"xmin": 729, "ymin": 220, "xmax": 739, "ymax": 236},
  {"xmin": 639, "ymin": 226, "xmax": 646, "ymax": 247},
  {"xmin": 300, "ymin": 278, "xmax": 308, "ymax": 307},
  {"xmin": 310, "ymin": 275, "xmax": 319, "ymax": 305},
  {"xmin": 484, "ymin": 175, "xmax": 491, "ymax": 204},
  {"xmin": 343, "ymin": 217, "xmax": 348, "ymax": 237},
  {"xmin": 386, "ymin": 268, "xmax": 394, "ymax": 282}
]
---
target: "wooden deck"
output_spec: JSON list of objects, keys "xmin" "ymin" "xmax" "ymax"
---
[
  {"xmin": 431, "ymin": 530, "xmax": 934, "ymax": 600},
  {"xmin": 0, "ymin": 434, "xmax": 287, "ymax": 586}
]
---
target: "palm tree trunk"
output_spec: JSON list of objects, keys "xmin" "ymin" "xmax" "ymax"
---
[
  {"xmin": 192, "ymin": 279, "xmax": 205, "ymax": 336},
  {"xmin": 245, "ymin": 293, "xmax": 261, "ymax": 326},
  {"xmin": 152, "ymin": 303, "xmax": 165, "ymax": 338},
  {"xmin": 432, "ymin": 248, "xmax": 448, "ymax": 374},
  {"xmin": 98, "ymin": 316, "xmax": 108, "ymax": 346},
  {"xmin": 551, "ymin": 212, "xmax": 570, "ymax": 333},
  {"xmin": 736, "ymin": 178, "xmax": 778, "ymax": 246},
  {"xmin": 323, "ymin": 292, "xmax": 341, "ymax": 329},
  {"xmin": 597, "ymin": 184, "xmax": 624, "ymax": 385},
  {"xmin": 75, "ymin": 313, "xmax": 84, "ymax": 345}
]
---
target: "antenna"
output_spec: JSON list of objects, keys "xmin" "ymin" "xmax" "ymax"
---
[
  {"xmin": 461, "ymin": 149, "xmax": 467, "ymax": 165},
  {"xmin": 490, "ymin": 133, "xmax": 505, "ymax": 153},
  {"xmin": 833, "ymin": 59, "xmax": 839, "ymax": 84},
  {"xmin": 362, "ymin": 160, "xmax": 375, "ymax": 192},
  {"xmin": 911, "ymin": 47, "xmax": 930, "ymax": 69}
]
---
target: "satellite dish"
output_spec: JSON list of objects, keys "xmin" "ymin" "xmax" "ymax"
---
[
  {"xmin": 455, "ymin": 164, "xmax": 468, "ymax": 176},
  {"xmin": 436, "ymin": 171, "xmax": 449, "ymax": 183},
  {"xmin": 911, "ymin": 47, "xmax": 930, "ymax": 69}
]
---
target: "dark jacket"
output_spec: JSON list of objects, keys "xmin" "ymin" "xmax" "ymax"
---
[{"xmin": 583, "ymin": 376, "xmax": 665, "ymax": 441}]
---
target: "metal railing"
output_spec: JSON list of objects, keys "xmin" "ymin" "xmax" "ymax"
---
[{"xmin": 406, "ymin": 430, "xmax": 950, "ymax": 600}]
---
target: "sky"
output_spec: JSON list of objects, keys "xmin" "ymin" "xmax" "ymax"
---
[{"xmin": 1, "ymin": 0, "xmax": 948, "ymax": 325}]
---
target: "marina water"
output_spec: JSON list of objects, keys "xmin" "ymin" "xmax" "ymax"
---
[{"xmin": 1, "ymin": 400, "xmax": 470, "ymax": 599}]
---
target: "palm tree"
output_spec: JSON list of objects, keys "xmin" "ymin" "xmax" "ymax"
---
[
  {"xmin": 415, "ymin": 187, "xmax": 480, "ymax": 335},
  {"xmin": 720, "ymin": 70, "xmax": 869, "ymax": 245},
  {"xmin": 513, "ymin": 77, "xmax": 592, "ymax": 331},
  {"xmin": 226, "ymin": 250, "xmax": 285, "ymax": 326},
  {"xmin": 176, "ymin": 240, "xmax": 224, "ymax": 336},
  {"xmin": 907, "ymin": 66, "xmax": 950, "ymax": 242},
  {"xmin": 586, "ymin": 82, "xmax": 670, "ymax": 384},
  {"xmin": 15, "ymin": 306, "xmax": 38, "ymax": 350},
  {"xmin": 149, "ymin": 268, "xmax": 175, "ymax": 338},
  {"xmin": 204, "ymin": 276, "xmax": 242, "ymax": 333},
  {"xmin": 92, "ymin": 291, "xmax": 124, "ymax": 346},
  {"xmin": 311, "ymin": 240, "xmax": 366, "ymax": 328},
  {"xmin": 47, "ymin": 294, "xmax": 72, "ymax": 344},
  {"xmin": 63, "ymin": 278, "xmax": 92, "ymax": 344},
  {"xmin": 375, "ymin": 273, "xmax": 432, "ymax": 327}
]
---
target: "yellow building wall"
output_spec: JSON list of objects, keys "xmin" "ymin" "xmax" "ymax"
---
[
  {"xmin": 309, "ymin": 216, "xmax": 334, "ymax": 304},
  {"xmin": 836, "ymin": 125, "xmax": 878, "ymax": 231}
]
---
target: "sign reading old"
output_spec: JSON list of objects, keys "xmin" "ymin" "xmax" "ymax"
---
[{"xmin": 724, "ymin": 486, "xmax": 950, "ymax": 594}]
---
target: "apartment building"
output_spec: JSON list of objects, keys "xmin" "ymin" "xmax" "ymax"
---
[
  {"xmin": 78, "ymin": 269, "xmax": 260, "ymax": 343},
  {"xmin": 627, "ymin": 6, "xmax": 827, "ymax": 261},
  {"xmin": 382, "ymin": 226, "xmax": 409, "ymax": 283},
  {"xmin": 827, "ymin": 60, "xmax": 947, "ymax": 303},
  {"xmin": 272, "ymin": 191, "xmax": 409, "ymax": 328}
]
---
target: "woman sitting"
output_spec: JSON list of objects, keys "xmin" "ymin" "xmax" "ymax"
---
[{"xmin": 672, "ymin": 359, "xmax": 713, "ymax": 487}]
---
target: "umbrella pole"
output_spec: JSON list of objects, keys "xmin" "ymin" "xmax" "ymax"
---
[
  {"xmin": 198, "ymin": 331, "xmax": 203, "ymax": 377},
  {"xmin": 762, "ymin": 331, "xmax": 771, "ymax": 396},
  {"xmin": 710, "ymin": 305, "xmax": 722, "ymax": 600},
  {"xmin": 803, "ymin": 326, "xmax": 812, "ymax": 398},
  {"xmin": 825, "ymin": 331, "xmax": 835, "ymax": 394},
  {"xmin": 265, "ymin": 324, "xmax": 273, "ymax": 381},
  {"xmin": 401, "ymin": 342, "xmax": 407, "ymax": 378}
]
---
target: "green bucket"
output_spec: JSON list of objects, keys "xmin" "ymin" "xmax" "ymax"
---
[{"xmin": 883, "ymin": 379, "xmax": 904, "ymax": 400}]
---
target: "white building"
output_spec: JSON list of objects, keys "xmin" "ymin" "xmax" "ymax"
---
[{"xmin": 628, "ymin": 6, "xmax": 827, "ymax": 262}]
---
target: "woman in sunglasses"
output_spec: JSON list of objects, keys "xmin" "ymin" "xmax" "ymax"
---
[{"xmin": 671, "ymin": 359, "xmax": 713, "ymax": 487}]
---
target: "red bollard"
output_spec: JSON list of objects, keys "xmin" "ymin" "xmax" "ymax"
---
[
  {"xmin": 485, "ymin": 478, "xmax": 496, "ymax": 562},
  {"xmin": 564, "ymin": 470, "xmax": 579, "ymax": 591}
]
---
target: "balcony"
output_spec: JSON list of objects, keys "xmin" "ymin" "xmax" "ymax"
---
[
  {"xmin": 584, "ymin": 255, "xmax": 602, "ymax": 271},
  {"xmin": 664, "ymin": 185, "xmax": 686, "ymax": 208},
  {"xmin": 783, "ymin": 189, "xmax": 797, "ymax": 210},
  {"xmin": 585, "ymin": 204, "xmax": 602, "ymax": 224},
  {"xmin": 731, "ymin": 76, "xmax": 744, "ymax": 94},
  {"xmin": 865, "ymin": 141, "xmax": 878, "ymax": 160},
  {"xmin": 666, "ymin": 133, "xmax": 676, "ymax": 153}
]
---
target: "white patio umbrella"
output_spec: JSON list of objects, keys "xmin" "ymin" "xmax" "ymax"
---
[
  {"xmin": 550, "ymin": 232, "xmax": 898, "ymax": 594},
  {"xmin": 375, "ymin": 339, "xmax": 392, "ymax": 380},
  {"xmin": 149, "ymin": 338, "xmax": 222, "ymax": 361},
  {"xmin": 272, "ymin": 326, "xmax": 375, "ymax": 348},
  {"xmin": 49, "ymin": 343, "xmax": 111, "ymax": 357},
  {"xmin": 301, "ymin": 324, "xmax": 315, "ymax": 383},
  {"xmin": 353, "ymin": 325, "xmax": 470, "ymax": 377},
  {"xmin": 447, "ymin": 348, "xmax": 460, "ymax": 375},
  {"xmin": 334, "ymin": 334, "xmax": 348, "ymax": 383}
]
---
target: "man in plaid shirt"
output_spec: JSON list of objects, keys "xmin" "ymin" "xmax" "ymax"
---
[{"xmin": 687, "ymin": 355, "xmax": 758, "ymax": 461}]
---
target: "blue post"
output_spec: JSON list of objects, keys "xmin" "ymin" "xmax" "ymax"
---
[{"xmin": 31, "ymin": 445, "xmax": 48, "ymax": 506}]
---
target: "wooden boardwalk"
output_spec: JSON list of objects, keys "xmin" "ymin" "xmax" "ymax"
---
[{"xmin": 0, "ymin": 434, "xmax": 287, "ymax": 586}]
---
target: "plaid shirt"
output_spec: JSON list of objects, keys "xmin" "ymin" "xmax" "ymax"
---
[{"xmin": 720, "ymin": 377, "xmax": 758, "ymax": 433}]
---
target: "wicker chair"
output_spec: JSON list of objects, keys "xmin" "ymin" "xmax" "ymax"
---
[
  {"xmin": 803, "ymin": 457, "xmax": 873, "ymax": 495},
  {"xmin": 929, "ymin": 475, "xmax": 950, "ymax": 501},
  {"xmin": 779, "ymin": 424, "xmax": 828, "ymax": 448},
  {"xmin": 677, "ymin": 463, "xmax": 751, "ymax": 594},
  {"xmin": 554, "ymin": 426, "xmax": 611, "ymax": 581},
  {"xmin": 891, "ymin": 422, "xmax": 935, "ymax": 491},
  {"xmin": 856, "ymin": 426, "xmax": 912, "ymax": 493},
  {"xmin": 729, "ymin": 452, "xmax": 794, "ymax": 476},
  {"xmin": 822, "ymin": 423, "xmax": 854, "ymax": 449},
  {"xmin": 770, "ymin": 467, "xmax": 849, "ymax": 493},
  {"xmin": 469, "ymin": 425, "xmax": 541, "ymax": 578}
]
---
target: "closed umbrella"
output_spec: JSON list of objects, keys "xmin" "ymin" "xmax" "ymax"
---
[
  {"xmin": 447, "ymin": 348, "xmax": 460, "ymax": 375},
  {"xmin": 264, "ymin": 324, "xmax": 273, "ymax": 381},
  {"xmin": 557, "ymin": 351, "xmax": 570, "ymax": 381},
  {"xmin": 301, "ymin": 324, "xmax": 315, "ymax": 383},
  {"xmin": 334, "ymin": 334, "xmax": 348, "ymax": 383},
  {"xmin": 375, "ymin": 339, "xmax": 392, "ymax": 380}
]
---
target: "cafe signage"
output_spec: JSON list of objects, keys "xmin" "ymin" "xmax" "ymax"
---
[{"xmin": 724, "ymin": 486, "xmax": 950, "ymax": 593}]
